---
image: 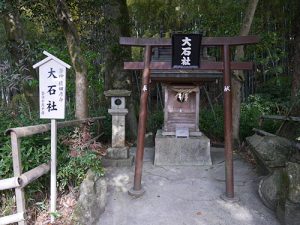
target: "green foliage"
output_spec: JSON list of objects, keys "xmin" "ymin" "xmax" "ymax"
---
[
  {"xmin": 0, "ymin": 192, "xmax": 15, "ymax": 217},
  {"xmin": 256, "ymin": 76, "xmax": 291, "ymax": 107},
  {"xmin": 21, "ymin": 138, "xmax": 51, "ymax": 172},
  {"xmin": 128, "ymin": 0, "xmax": 247, "ymax": 37},
  {"xmin": 50, "ymin": 210, "xmax": 62, "ymax": 219},
  {"xmin": 0, "ymin": 131, "xmax": 54, "ymax": 182},
  {"xmin": 200, "ymin": 105, "xmax": 224, "ymax": 141},
  {"xmin": 253, "ymin": 32, "xmax": 287, "ymax": 78},
  {"xmin": 57, "ymin": 151, "xmax": 104, "ymax": 191},
  {"xmin": 200, "ymin": 94, "xmax": 282, "ymax": 142},
  {"xmin": 147, "ymin": 110, "xmax": 164, "ymax": 134},
  {"xmin": 0, "ymin": 131, "xmax": 54, "ymax": 195},
  {"xmin": 0, "ymin": 106, "xmax": 104, "ymax": 205},
  {"xmin": 94, "ymin": 107, "xmax": 112, "ymax": 142},
  {"xmin": 0, "ymin": 110, "xmax": 17, "ymax": 145},
  {"xmin": 0, "ymin": 142, "xmax": 13, "ymax": 179},
  {"xmin": 0, "ymin": 0, "xmax": 6, "ymax": 12},
  {"xmin": 240, "ymin": 95, "xmax": 280, "ymax": 140},
  {"xmin": 56, "ymin": 125, "xmax": 105, "ymax": 191}
]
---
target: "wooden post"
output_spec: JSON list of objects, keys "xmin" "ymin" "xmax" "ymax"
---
[
  {"xmin": 128, "ymin": 45, "xmax": 152, "ymax": 197},
  {"xmin": 50, "ymin": 119, "xmax": 57, "ymax": 223},
  {"xmin": 223, "ymin": 44, "xmax": 234, "ymax": 199},
  {"xmin": 11, "ymin": 131, "xmax": 26, "ymax": 225}
]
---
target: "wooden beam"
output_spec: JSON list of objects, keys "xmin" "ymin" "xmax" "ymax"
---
[
  {"xmin": 6, "ymin": 116, "xmax": 105, "ymax": 138},
  {"xmin": 0, "ymin": 212, "xmax": 25, "ymax": 225},
  {"xmin": 124, "ymin": 61, "xmax": 253, "ymax": 71},
  {"xmin": 203, "ymin": 36, "xmax": 260, "ymax": 46},
  {"xmin": 252, "ymin": 128, "xmax": 276, "ymax": 136},
  {"xmin": 120, "ymin": 36, "xmax": 259, "ymax": 47},
  {"xmin": 120, "ymin": 37, "xmax": 171, "ymax": 46},
  {"xmin": 260, "ymin": 115, "xmax": 300, "ymax": 122},
  {"xmin": 19, "ymin": 162, "xmax": 50, "ymax": 188},
  {"xmin": 0, "ymin": 177, "xmax": 21, "ymax": 190}
]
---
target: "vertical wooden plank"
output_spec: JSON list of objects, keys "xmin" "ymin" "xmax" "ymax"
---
[{"xmin": 11, "ymin": 132, "xmax": 26, "ymax": 225}]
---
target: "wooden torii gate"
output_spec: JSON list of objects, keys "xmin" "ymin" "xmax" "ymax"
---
[{"xmin": 120, "ymin": 36, "xmax": 259, "ymax": 199}]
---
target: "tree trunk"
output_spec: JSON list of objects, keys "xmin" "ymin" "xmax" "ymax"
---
[
  {"xmin": 291, "ymin": 4, "xmax": 300, "ymax": 104},
  {"xmin": 56, "ymin": 0, "xmax": 88, "ymax": 119},
  {"xmin": 2, "ymin": 0, "xmax": 36, "ymax": 79},
  {"xmin": 2, "ymin": 0, "xmax": 38, "ymax": 108},
  {"xmin": 103, "ymin": 0, "xmax": 138, "ymax": 138},
  {"xmin": 232, "ymin": 0, "xmax": 259, "ymax": 148}
]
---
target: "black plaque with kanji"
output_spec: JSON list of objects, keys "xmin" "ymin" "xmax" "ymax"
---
[{"xmin": 172, "ymin": 34, "xmax": 202, "ymax": 68}]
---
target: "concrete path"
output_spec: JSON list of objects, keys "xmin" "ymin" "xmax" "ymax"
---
[{"xmin": 98, "ymin": 148, "xmax": 279, "ymax": 225}]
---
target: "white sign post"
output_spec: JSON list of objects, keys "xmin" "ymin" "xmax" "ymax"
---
[{"xmin": 33, "ymin": 51, "xmax": 71, "ymax": 223}]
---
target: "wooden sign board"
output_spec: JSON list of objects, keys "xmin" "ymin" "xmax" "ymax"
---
[
  {"xmin": 172, "ymin": 34, "xmax": 202, "ymax": 69},
  {"xmin": 33, "ymin": 51, "xmax": 70, "ymax": 119},
  {"xmin": 39, "ymin": 60, "xmax": 66, "ymax": 119}
]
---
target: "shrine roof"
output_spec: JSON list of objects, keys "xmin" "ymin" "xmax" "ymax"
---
[{"xmin": 150, "ymin": 46, "xmax": 222, "ymax": 83}]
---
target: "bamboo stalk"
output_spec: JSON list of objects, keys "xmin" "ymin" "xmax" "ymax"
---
[
  {"xmin": 0, "ymin": 177, "xmax": 21, "ymax": 191},
  {"xmin": 252, "ymin": 128, "xmax": 276, "ymax": 136},
  {"xmin": 5, "ymin": 116, "xmax": 105, "ymax": 138},
  {"xmin": 260, "ymin": 115, "xmax": 300, "ymax": 122},
  {"xmin": 0, "ymin": 212, "xmax": 25, "ymax": 225},
  {"xmin": 19, "ymin": 162, "xmax": 50, "ymax": 188},
  {"xmin": 11, "ymin": 131, "xmax": 26, "ymax": 225}
]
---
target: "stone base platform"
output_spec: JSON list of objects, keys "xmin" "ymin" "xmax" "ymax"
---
[
  {"xmin": 106, "ymin": 147, "xmax": 129, "ymax": 159},
  {"xmin": 102, "ymin": 156, "xmax": 133, "ymax": 167},
  {"xmin": 154, "ymin": 129, "xmax": 212, "ymax": 166},
  {"xmin": 103, "ymin": 146, "xmax": 133, "ymax": 167}
]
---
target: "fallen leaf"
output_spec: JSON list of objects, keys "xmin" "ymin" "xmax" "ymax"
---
[{"xmin": 196, "ymin": 211, "xmax": 202, "ymax": 216}]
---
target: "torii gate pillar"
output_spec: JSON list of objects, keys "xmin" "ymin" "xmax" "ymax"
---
[{"xmin": 128, "ymin": 46, "xmax": 151, "ymax": 197}]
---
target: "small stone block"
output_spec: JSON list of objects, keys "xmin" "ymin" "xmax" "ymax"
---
[
  {"xmin": 106, "ymin": 147, "xmax": 129, "ymax": 159},
  {"xmin": 176, "ymin": 127, "xmax": 189, "ymax": 138}
]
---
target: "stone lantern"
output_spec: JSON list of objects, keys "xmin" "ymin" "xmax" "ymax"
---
[{"xmin": 103, "ymin": 90, "xmax": 133, "ymax": 166}]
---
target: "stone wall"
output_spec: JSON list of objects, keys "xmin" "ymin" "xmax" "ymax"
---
[
  {"xmin": 246, "ymin": 133, "xmax": 300, "ymax": 225},
  {"xmin": 72, "ymin": 170, "xmax": 107, "ymax": 225}
]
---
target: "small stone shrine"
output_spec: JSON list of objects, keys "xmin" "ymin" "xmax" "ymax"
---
[
  {"xmin": 103, "ymin": 90, "xmax": 133, "ymax": 167},
  {"xmin": 152, "ymin": 46, "xmax": 222, "ymax": 166}
]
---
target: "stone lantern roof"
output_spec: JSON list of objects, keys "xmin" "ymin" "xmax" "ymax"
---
[{"xmin": 104, "ymin": 89, "xmax": 131, "ymax": 97}]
